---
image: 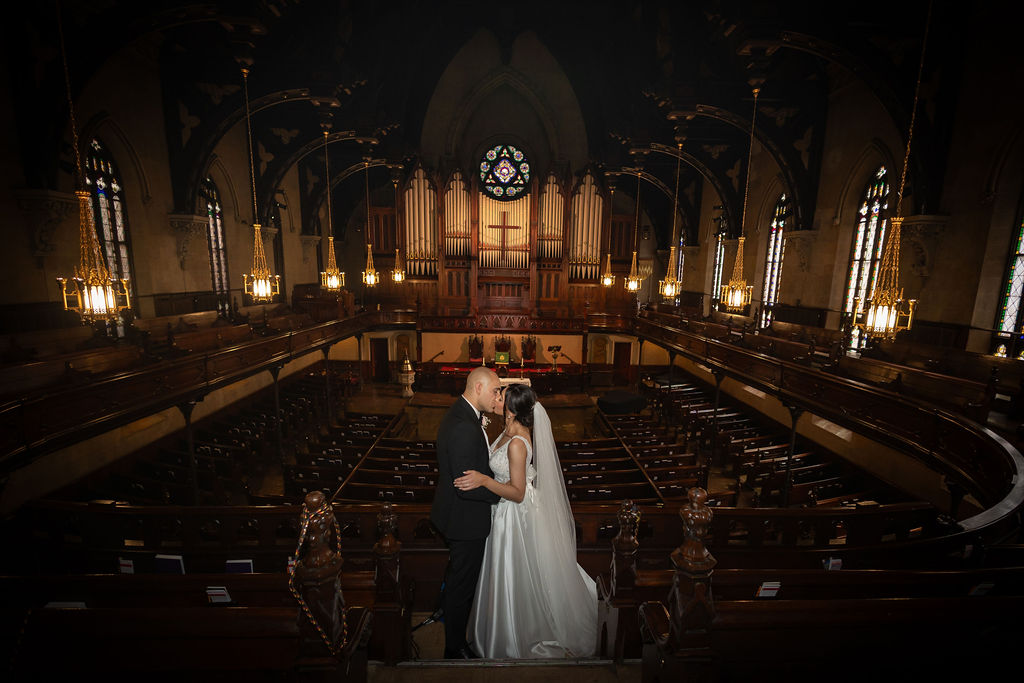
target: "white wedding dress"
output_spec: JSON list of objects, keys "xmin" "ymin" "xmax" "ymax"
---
[{"xmin": 468, "ymin": 404, "xmax": 598, "ymax": 659}]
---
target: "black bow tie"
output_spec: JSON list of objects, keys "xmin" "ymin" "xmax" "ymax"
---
[{"xmin": 478, "ymin": 413, "xmax": 485, "ymax": 425}]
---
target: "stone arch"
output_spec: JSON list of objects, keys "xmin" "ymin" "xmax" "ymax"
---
[{"xmin": 79, "ymin": 112, "xmax": 152, "ymax": 203}]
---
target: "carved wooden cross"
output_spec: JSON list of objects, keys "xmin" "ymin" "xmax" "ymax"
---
[{"xmin": 488, "ymin": 211, "xmax": 520, "ymax": 261}]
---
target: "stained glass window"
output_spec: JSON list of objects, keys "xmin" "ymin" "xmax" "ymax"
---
[
  {"xmin": 85, "ymin": 138, "xmax": 135, "ymax": 316},
  {"xmin": 844, "ymin": 166, "xmax": 890, "ymax": 349},
  {"xmin": 479, "ymin": 144, "xmax": 530, "ymax": 200},
  {"xmin": 711, "ymin": 233, "xmax": 725, "ymax": 308},
  {"xmin": 760, "ymin": 194, "xmax": 789, "ymax": 327},
  {"xmin": 201, "ymin": 178, "xmax": 230, "ymax": 313},
  {"xmin": 993, "ymin": 213, "xmax": 1024, "ymax": 355}
]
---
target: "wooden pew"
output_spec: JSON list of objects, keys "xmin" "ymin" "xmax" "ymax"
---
[
  {"xmin": 829, "ymin": 353, "xmax": 994, "ymax": 422},
  {"xmin": 171, "ymin": 323, "xmax": 253, "ymax": 355},
  {"xmin": 600, "ymin": 491, "xmax": 1024, "ymax": 669}
]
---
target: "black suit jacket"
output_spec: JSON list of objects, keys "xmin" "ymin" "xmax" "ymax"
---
[{"xmin": 431, "ymin": 396, "xmax": 500, "ymax": 540}]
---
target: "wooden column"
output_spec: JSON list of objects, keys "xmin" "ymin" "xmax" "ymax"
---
[
  {"xmin": 781, "ymin": 405, "xmax": 805, "ymax": 507},
  {"xmin": 369, "ymin": 503, "xmax": 408, "ymax": 664},
  {"xmin": 269, "ymin": 363, "xmax": 284, "ymax": 460},
  {"xmin": 177, "ymin": 400, "xmax": 200, "ymax": 505}
]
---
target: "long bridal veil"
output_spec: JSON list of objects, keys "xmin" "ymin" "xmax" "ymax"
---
[{"xmin": 530, "ymin": 403, "xmax": 597, "ymax": 657}]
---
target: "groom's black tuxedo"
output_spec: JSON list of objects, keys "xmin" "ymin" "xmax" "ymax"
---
[
  {"xmin": 431, "ymin": 395, "xmax": 500, "ymax": 657},
  {"xmin": 431, "ymin": 396, "xmax": 500, "ymax": 538}
]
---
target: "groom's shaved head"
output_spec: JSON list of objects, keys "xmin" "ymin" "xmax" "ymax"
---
[{"xmin": 464, "ymin": 367, "xmax": 501, "ymax": 413}]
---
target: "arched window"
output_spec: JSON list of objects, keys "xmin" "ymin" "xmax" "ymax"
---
[
  {"xmin": 844, "ymin": 166, "xmax": 891, "ymax": 349},
  {"xmin": 711, "ymin": 232, "xmax": 725, "ymax": 309},
  {"xmin": 85, "ymin": 138, "xmax": 135, "ymax": 313},
  {"xmin": 760, "ymin": 194, "xmax": 789, "ymax": 327},
  {"xmin": 200, "ymin": 178, "xmax": 229, "ymax": 313},
  {"xmin": 993, "ymin": 212, "xmax": 1024, "ymax": 358}
]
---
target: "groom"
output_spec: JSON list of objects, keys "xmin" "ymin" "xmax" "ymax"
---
[{"xmin": 431, "ymin": 366, "xmax": 502, "ymax": 659}]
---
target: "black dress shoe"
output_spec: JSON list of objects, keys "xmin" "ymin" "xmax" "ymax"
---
[{"xmin": 443, "ymin": 646, "xmax": 480, "ymax": 659}]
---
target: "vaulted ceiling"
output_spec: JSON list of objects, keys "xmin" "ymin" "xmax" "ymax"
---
[{"xmin": 9, "ymin": 0, "xmax": 959, "ymax": 248}]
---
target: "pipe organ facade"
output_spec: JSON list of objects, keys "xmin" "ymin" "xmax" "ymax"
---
[
  {"xmin": 538, "ymin": 174, "xmax": 564, "ymax": 260},
  {"xmin": 403, "ymin": 167, "xmax": 438, "ymax": 276},
  {"xmin": 568, "ymin": 172, "xmax": 603, "ymax": 280},
  {"xmin": 442, "ymin": 171, "xmax": 470, "ymax": 260}
]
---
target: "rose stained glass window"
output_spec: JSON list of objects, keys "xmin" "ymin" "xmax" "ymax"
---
[{"xmin": 479, "ymin": 144, "xmax": 530, "ymax": 200}]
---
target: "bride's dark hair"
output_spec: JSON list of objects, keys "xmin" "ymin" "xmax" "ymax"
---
[{"xmin": 504, "ymin": 383, "xmax": 536, "ymax": 429}]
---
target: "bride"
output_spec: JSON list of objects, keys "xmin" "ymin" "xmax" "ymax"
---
[{"xmin": 453, "ymin": 383, "xmax": 597, "ymax": 658}]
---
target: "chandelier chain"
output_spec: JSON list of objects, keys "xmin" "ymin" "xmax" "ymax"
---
[
  {"xmin": 324, "ymin": 132, "xmax": 333, "ymax": 239},
  {"xmin": 670, "ymin": 144, "xmax": 682, "ymax": 245},
  {"xmin": 242, "ymin": 68, "xmax": 259, "ymax": 224},
  {"xmin": 56, "ymin": 1, "xmax": 83, "ymax": 185},
  {"xmin": 633, "ymin": 172, "xmax": 641, "ymax": 250},
  {"xmin": 740, "ymin": 88, "xmax": 760, "ymax": 236},
  {"xmin": 896, "ymin": 0, "xmax": 932, "ymax": 216},
  {"xmin": 56, "ymin": 1, "xmax": 111, "ymax": 285}
]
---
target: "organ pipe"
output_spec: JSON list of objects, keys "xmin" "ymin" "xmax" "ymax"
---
[
  {"xmin": 569, "ymin": 173, "xmax": 602, "ymax": 279},
  {"xmin": 443, "ymin": 172, "xmax": 470, "ymax": 259},
  {"xmin": 404, "ymin": 168, "xmax": 437, "ymax": 276}
]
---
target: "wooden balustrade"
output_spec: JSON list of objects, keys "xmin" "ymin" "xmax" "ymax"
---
[
  {"xmin": 635, "ymin": 315, "xmax": 1024, "ymax": 542},
  {"xmin": 0, "ymin": 312, "xmax": 388, "ymax": 472}
]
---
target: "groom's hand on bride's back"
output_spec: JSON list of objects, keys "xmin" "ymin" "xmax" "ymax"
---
[{"xmin": 454, "ymin": 470, "xmax": 485, "ymax": 491}]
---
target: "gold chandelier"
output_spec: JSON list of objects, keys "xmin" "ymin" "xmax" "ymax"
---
[
  {"xmin": 600, "ymin": 253, "xmax": 615, "ymax": 287},
  {"xmin": 54, "ymin": 6, "xmax": 130, "ymax": 323},
  {"xmin": 624, "ymin": 174, "xmax": 643, "ymax": 293},
  {"xmin": 721, "ymin": 88, "xmax": 759, "ymax": 312},
  {"xmin": 852, "ymin": 6, "xmax": 931, "ymax": 342},
  {"xmin": 659, "ymin": 143, "xmax": 684, "ymax": 299},
  {"xmin": 362, "ymin": 163, "xmax": 378, "ymax": 286},
  {"xmin": 601, "ymin": 187, "xmax": 616, "ymax": 287},
  {"xmin": 240, "ymin": 68, "xmax": 280, "ymax": 303},
  {"xmin": 319, "ymin": 131, "xmax": 344, "ymax": 293},
  {"xmin": 391, "ymin": 177, "xmax": 405, "ymax": 283}
]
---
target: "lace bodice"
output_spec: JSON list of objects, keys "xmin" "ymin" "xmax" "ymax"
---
[{"xmin": 489, "ymin": 434, "xmax": 536, "ymax": 487}]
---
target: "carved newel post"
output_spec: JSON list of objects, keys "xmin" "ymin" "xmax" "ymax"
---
[
  {"xmin": 611, "ymin": 499, "xmax": 640, "ymax": 599},
  {"xmin": 371, "ymin": 502, "xmax": 408, "ymax": 664},
  {"xmin": 668, "ymin": 487, "xmax": 717, "ymax": 658},
  {"xmin": 374, "ymin": 503, "xmax": 401, "ymax": 601},
  {"xmin": 290, "ymin": 491, "xmax": 348, "ymax": 664}
]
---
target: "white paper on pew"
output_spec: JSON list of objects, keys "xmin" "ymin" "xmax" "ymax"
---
[
  {"xmin": 756, "ymin": 581, "xmax": 781, "ymax": 598},
  {"xmin": 968, "ymin": 582, "xmax": 994, "ymax": 596},
  {"xmin": 824, "ymin": 557, "xmax": 842, "ymax": 571},
  {"xmin": 206, "ymin": 586, "xmax": 232, "ymax": 604},
  {"xmin": 118, "ymin": 557, "xmax": 134, "ymax": 574}
]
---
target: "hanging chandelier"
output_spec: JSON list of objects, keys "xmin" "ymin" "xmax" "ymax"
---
[
  {"xmin": 391, "ymin": 176, "xmax": 405, "ymax": 283},
  {"xmin": 721, "ymin": 88, "xmax": 759, "ymax": 312},
  {"xmin": 600, "ymin": 187, "xmax": 616, "ymax": 287},
  {"xmin": 240, "ymin": 68, "xmax": 280, "ymax": 303},
  {"xmin": 320, "ymin": 131, "xmax": 345, "ymax": 293},
  {"xmin": 54, "ymin": 6, "xmax": 130, "ymax": 324},
  {"xmin": 392, "ymin": 249, "xmax": 405, "ymax": 283},
  {"xmin": 659, "ymin": 143, "xmax": 684, "ymax": 299},
  {"xmin": 624, "ymin": 174, "xmax": 643, "ymax": 293},
  {"xmin": 852, "ymin": 6, "xmax": 931, "ymax": 342},
  {"xmin": 362, "ymin": 163, "xmax": 378, "ymax": 287},
  {"xmin": 600, "ymin": 253, "xmax": 615, "ymax": 287}
]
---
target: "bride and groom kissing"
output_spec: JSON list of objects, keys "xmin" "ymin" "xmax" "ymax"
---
[{"xmin": 430, "ymin": 367, "xmax": 598, "ymax": 659}]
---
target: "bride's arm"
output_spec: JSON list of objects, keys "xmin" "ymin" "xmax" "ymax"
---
[{"xmin": 454, "ymin": 439, "xmax": 527, "ymax": 503}]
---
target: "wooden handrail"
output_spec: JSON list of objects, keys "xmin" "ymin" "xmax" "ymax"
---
[
  {"xmin": 634, "ymin": 314, "xmax": 1024, "ymax": 544},
  {"xmin": 0, "ymin": 312, "xmax": 393, "ymax": 473}
]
